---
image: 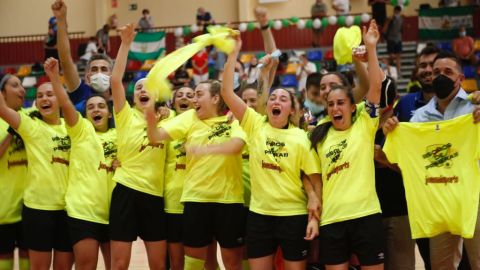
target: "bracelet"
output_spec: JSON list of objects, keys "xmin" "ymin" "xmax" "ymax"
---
[{"xmin": 260, "ymin": 24, "xmax": 270, "ymax": 30}]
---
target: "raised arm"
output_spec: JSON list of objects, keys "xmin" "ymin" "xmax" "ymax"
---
[
  {"xmin": 221, "ymin": 37, "xmax": 248, "ymax": 122},
  {"xmin": 111, "ymin": 24, "xmax": 136, "ymax": 113},
  {"xmin": 51, "ymin": 0, "xmax": 81, "ymax": 92},
  {"xmin": 364, "ymin": 20, "xmax": 382, "ymax": 105},
  {"xmin": 0, "ymin": 92, "xmax": 20, "ymax": 130},
  {"xmin": 352, "ymin": 57, "xmax": 370, "ymax": 103},
  {"xmin": 256, "ymin": 55, "xmax": 276, "ymax": 116},
  {"xmin": 44, "ymin": 57, "xmax": 78, "ymax": 127},
  {"xmin": 254, "ymin": 7, "xmax": 277, "ymax": 54}
]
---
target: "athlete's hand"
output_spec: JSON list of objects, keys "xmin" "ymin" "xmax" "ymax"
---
[
  {"xmin": 471, "ymin": 91, "xmax": 480, "ymax": 105},
  {"xmin": 43, "ymin": 57, "xmax": 60, "ymax": 80},
  {"xmin": 111, "ymin": 159, "xmax": 121, "ymax": 171},
  {"xmin": 473, "ymin": 106, "xmax": 480, "ymax": 124},
  {"xmin": 156, "ymin": 106, "xmax": 170, "ymax": 122},
  {"xmin": 118, "ymin": 23, "xmax": 137, "ymax": 45},
  {"xmin": 307, "ymin": 194, "xmax": 321, "ymax": 222},
  {"xmin": 382, "ymin": 116, "xmax": 399, "ymax": 135},
  {"xmin": 305, "ymin": 218, "xmax": 319, "ymax": 240},
  {"xmin": 51, "ymin": 0, "xmax": 67, "ymax": 21}
]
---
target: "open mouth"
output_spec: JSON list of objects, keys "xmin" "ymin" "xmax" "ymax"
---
[
  {"xmin": 40, "ymin": 104, "xmax": 51, "ymax": 110},
  {"xmin": 272, "ymin": 108, "xmax": 281, "ymax": 116},
  {"xmin": 139, "ymin": 95, "xmax": 150, "ymax": 103},
  {"xmin": 333, "ymin": 115, "xmax": 343, "ymax": 121},
  {"xmin": 179, "ymin": 103, "xmax": 189, "ymax": 109},
  {"xmin": 93, "ymin": 115, "xmax": 103, "ymax": 121}
]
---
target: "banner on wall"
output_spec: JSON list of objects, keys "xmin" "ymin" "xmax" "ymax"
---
[
  {"xmin": 419, "ymin": 6, "xmax": 474, "ymax": 40},
  {"xmin": 128, "ymin": 31, "xmax": 165, "ymax": 61}
]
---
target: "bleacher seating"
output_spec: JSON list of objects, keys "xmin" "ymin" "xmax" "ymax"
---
[
  {"xmin": 22, "ymin": 76, "xmax": 37, "ymax": 88},
  {"xmin": 126, "ymin": 60, "xmax": 142, "ymax": 71},
  {"xmin": 281, "ymin": 74, "xmax": 298, "ymax": 88},
  {"xmin": 461, "ymin": 79, "xmax": 479, "ymax": 92},
  {"xmin": 16, "ymin": 65, "xmax": 31, "ymax": 77},
  {"xmin": 307, "ymin": 50, "xmax": 323, "ymax": 61},
  {"xmin": 463, "ymin": 65, "xmax": 476, "ymax": 79},
  {"xmin": 140, "ymin": 59, "xmax": 156, "ymax": 71}
]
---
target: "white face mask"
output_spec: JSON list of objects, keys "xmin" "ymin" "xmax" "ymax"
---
[{"xmin": 89, "ymin": 73, "xmax": 110, "ymax": 93}]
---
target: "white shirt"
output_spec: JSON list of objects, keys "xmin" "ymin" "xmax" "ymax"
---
[
  {"xmin": 80, "ymin": 42, "xmax": 98, "ymax": 61},
  {"xmin": 296, "ymin": 62, "xmax": 317, "ymax": 91},
  {"xmin": 333, "ymin": 0, "xmax": 350, "ymax": 15}
]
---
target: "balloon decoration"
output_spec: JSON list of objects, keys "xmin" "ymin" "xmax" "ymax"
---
[
  {"xmin": 361, "ymin": 13, "xmax": 371, "ymax": 23},
  {"xmin": 191, "ymin": 24, "xmax": 199, "ymax": 33},
  {"xmin": 312, "ymin": 18, "xmax": 322, "ymax": 29},
  {"xmin": 337, "ymin": 16, "xmax": 346, "ymax": 27},
  {"xmin": 273, "ymin": 20, "xmax": 282, "ymax": 30},
  {"xmin": 354, "ymin": 15, "xmax": 362, "ymax": 25},
  {"xmin": 328, "ymin": 16, "xmax": 338, "ymax": 26},
  {"xmin": 174, "ymin": 27, "xmax": 183, "ymax": 37},
  {"xmin": 182, "ymin": 25, "xmax": 192, "ymax": 36},
  {"xmin": 281, "ymin": 19, "xmax": 290, "ymax": 28},
  {"xmin": 322, "ymin": 17, "xmax": 328, "ymax": 28},
  {"xmin": 290, "ymin": 17, "xmax": 300, "ymax": 24},
  {"xmin": 238, "ymin": 22, "xmax": 247, "ymax": 32},
  {"xmin": 296, "ymin": 19, "xmax": 306, "ymax": 29},
  {"xmin": 391, "ymin": 0, "xmax": 410, "ymax": 6},
  {"xmin": 305, "ymin": 19, "xmax": 313, "ymax": 29},
  {"xmin": 345, "ymin": 16, "xmax": 354, "ymax": 27},
  {"xmin": 247, "ymin": 22, "xmax": 256, "ymax": 32}
]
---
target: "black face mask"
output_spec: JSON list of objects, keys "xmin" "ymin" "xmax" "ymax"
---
[{"xmin": 432, "ymin": 74, "xmax": 455, "ymax": 99}]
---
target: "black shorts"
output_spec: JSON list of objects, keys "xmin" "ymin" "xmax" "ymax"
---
[
  {"xmin": 22, "ymin": 206, "xmax": 72, "ymax": 252},
  {"xmin": 109, "ymin": 183, "xmax": 166, "ymax": 242},
  {"xmin": 319, "ymin": 213, "xmax": 385, "ymax": 266},
  {"xmin": 166, "ymin": 213, "xmax": 183, "ymax": 243},
  {"xmin": 0, "ymin": 222, "xmax": 26, "ymax": 254},
  {"xmin": 387, "ymin": 40, "xmax": 402, "ymax": 54},
  {"xmin": 68, "ymin": 217, "xmax": 109, "ymax": 245},
  {"xmin": 246, "ymin": 211, "xmax": 309, "ymax": 261},
  {"xmin": 183, "ymin": 202, "xmax": 246, "ymax": 248}
]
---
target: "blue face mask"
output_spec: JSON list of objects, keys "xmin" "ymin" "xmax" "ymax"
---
[{"xmin": 304, "ymin": 98, "xmax": 325, "ymax": 115}]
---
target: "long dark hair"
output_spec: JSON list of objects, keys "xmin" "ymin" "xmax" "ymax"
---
[
  {"xmin": 85, "ymin": 94, "xmax": 115, "ymax": 129},
  {"xmin": 310, "ymin": 85, "xmax": 356, "ymax": 150}
]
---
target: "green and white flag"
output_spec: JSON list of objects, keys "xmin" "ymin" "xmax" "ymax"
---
[
  {"xmin": 128, "ymin": 31, "xmax": 165, "ymax": 61},
  {"xmin": 419, "ymin": 6, "xmax": 473, "ymax": 40}
]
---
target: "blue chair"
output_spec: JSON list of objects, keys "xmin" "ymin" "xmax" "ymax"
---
[
  {"xmin": 133, "ymin": 71, "xmax": 148, "ymax": 82},
  {"xmin": 463, "ymin": 65, "xmax": 476, "ymax": 79},
  {"xmin": 307, "ymin": 50, "xmax": 323, "ymax": 61},
  {"xmin": 281, "ymin": 74, "xmax": 298, "ymax": 88},
  {"xmin": 437, "ymin": 42, "xmax": 452, "ymax": 52}
]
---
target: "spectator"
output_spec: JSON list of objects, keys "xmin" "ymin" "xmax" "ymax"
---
[
  {"xmin": 332, "ymin": 0, "xmax": 350, "ymax": 15},
  {"xmin": 107, "ymin": 13, "xmax": 118, "ymax": 30},
  {"xmin": 138, "ymin": 9, "xmax": 154, "ymax": 32},
  {"xmin": 244, "ymin": 56, "xmax": 259, "ymax": 84},
  {"xmin": 44, "ymin": 16, "xmax": 58, "ymax": 60},
  {"xmin": 196, "ymin": 7, "xmax": 214, "ymax": 32},
  {"xmin": 210, "ymin": 47, "xmax": 226, "ymax": 80},
  {"xmin": 311, "ymin": 0, "xmax": 327, "ymax": 47},
  {"xmin": 96, "ymin": 24, "xmax": 111, "ymax": 54},
  {"xmin": 452, "ymin": 26, "xmax": 478, "ymax": 66},
  {"xmin": 384, "ymin": 5, "xmax": 403, "ymax": 77},
  {"xmin": 369, "ymin": 0, "xmax": 387, "ymax": 36},
  {"xmin": 380, "ymin": 57, "xmax": 398, "ymax": 81},
  {"xmin": 296, "ymin": 53, "xmax": 317, "ymax": 92},
  {"xmin": 172, "ymin": 65, "xmax": 191, "ymax": 87},
  {"xmin": 80, "ymin": 36, "xmax": 98, "ymax": 64},
  {"xmin": 439, "ymin": 0, "xmax": 460, "ymax": 7},
  {"xmin": 191, "ymin": 48, "xmax": 209, "ymax": 85}
]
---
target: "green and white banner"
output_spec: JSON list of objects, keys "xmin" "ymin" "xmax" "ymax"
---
[
  {"xmin": 128, "ymin": 31, "xmax": 165, "ymax": 61},
  {"xmin": 419, "ymin": 6, "xmax": 474, "ymax": 40}
]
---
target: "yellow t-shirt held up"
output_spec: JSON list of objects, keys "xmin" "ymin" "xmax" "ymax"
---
[
  {"xmin": 161, "ymin": 109, "xmax": 246, "ymax": 204},
  {"xmin": 384, "ymin": 114, "xmax": 480, "ymax": 238},
  {"xmin": 241, "ymin": 108, "xmax": 321, "ymax": 216},
  {"xmin": 65, "ymin": 115, "xmax": 117, "ymax": 224},
  {"xmin": 317, "ymin": 110, "xmax": 381, "ymax": 226}
]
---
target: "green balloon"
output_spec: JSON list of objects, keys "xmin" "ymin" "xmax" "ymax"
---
[
  {"xmin": 247, "ymin": 22, "xmax": 256, "ymax": 32},
  {"xmin": 354, "ymin": 15, "xmax": 361, "ymax": 25},
  {"xmin": 281, "ymin": 19, "xmax": 290, "ymax": 27},
  {"xmin": 268, "ymin": 20, "xmax": 274, "ymax": 28},
  {"xmin": 182, "ymin": 26, "xmax": 191, "ymax": 36},
  {"xmin": 322, "ymin": 17, "xmax": 328, "ymax": 28},
  {"xmin": 306, "ymin": 19, "xmax": 313, "ymax": 29},
  {"xmin": 338, "ymin": 16, "xmax": 346, "ymax": 26},
  {"xmin": 290, "ymin": 17, "xmax": 299, "ymax": 23}
]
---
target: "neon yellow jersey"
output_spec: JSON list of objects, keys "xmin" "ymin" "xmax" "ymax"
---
[
  {"xmin": 65, "ymin": 115, "xmax": 117, "ymax": 224},
  {"xmin": 113, "ymin": 103, "xmax": 169, "ymax": 197},
  {"xmin": 242, "ymin": 146, "xmax": 251, "ymax": 207},
  {"xmin": 384, "ymin": 114, "xmax": 480, "ymax": 238},
  {"xmin": 16, "ymin": 113, "xmax": 70, "ymax": 211},
  {"xmin": 317, "ymin": 110, "xmax": 381, "ymax": 226},
  {"xmin": 161, "ymin": 109, "xmax": 246, "ymax": 203},
  {"xmin": 0, "ymin": 118, "xmax": 27, "ymax": 224},
  {"xmin": 241, "ymin": 108, "xmax": 321, "ymax": 216},
  {"xmin": 164, "ymin": 139, "xmax": 187, "ymax": 214}
]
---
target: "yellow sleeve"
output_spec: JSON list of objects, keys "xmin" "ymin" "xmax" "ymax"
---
[
  {"xmin": 230, "ymin": 120, "xmax": 247, "ymax": 142},
  {"xmin": 161, "ymin": 109, "xmax": 193, "ymax": 140},
  {"xmin": 65, "ymin": 112, "xmax": 87, "ymax": 141},
  {"xmin": 240, "ymin": 107, "xmax": 264, "ymax": 136},
  {"xmin": 383, "ymin": 131, "xmax": 398, "ymax": 164},
  {"xmin": 114, "ymin": 102, "xmax": 133, "ymax": 131},
  {"xmin": 301, "ymin": 135, "xmax": 322, "ymax": 175},
  {"xmin": 16, "ymin": 113, "xmax": 39, "ymax": 141}
]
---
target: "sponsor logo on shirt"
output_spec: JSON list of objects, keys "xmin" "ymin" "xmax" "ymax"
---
[
  {"xmin": 208, "ymin": 122, "xmax": 231, "ymax": 140},
  {"xmin": 423, "ymin": 143, "xmax": 458, "ymax": 169},
  {"xmin": 51, "ymin": 135, "xmax": 70, "ymax": 166},
  {"xmin": 103, "ymin": 141, "xmax": 117, "ymax": 159},
  {"xmin": 325, "ymin": 139, "xmax": 347, "ymax": 165},
  {"xmin": 264, "ymin": 138, "xmax": 289, "ymax": 162},
  {"xmin": 174, "ymin": 141, "xmax": 186, "ymax": 159}
]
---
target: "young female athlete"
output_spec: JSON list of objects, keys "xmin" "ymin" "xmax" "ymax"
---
[
  {"xmin": 109, "ymin": 23, "xmax": 169, "ymax": 269},
  {"xmin": 309, "ymin": 20, "xmax": 384, "ymax": 270},
  {"xmin": 0, "ymin": 74, "xmax": 29, "ymax": 270},
  {"xmin": 146, "ymin": 80, "xmax": 247, "ymax": 270},
  {"xmin": 44, "ymin": 57, "xmax": 117, "ymax": 270},
  {"xmin": 0, "ymin": 81, "xmax": 73, "ymax": 269},
  {"xmin": 221, "ymin": 35, "xmax": 321, "ymax": 270}
]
